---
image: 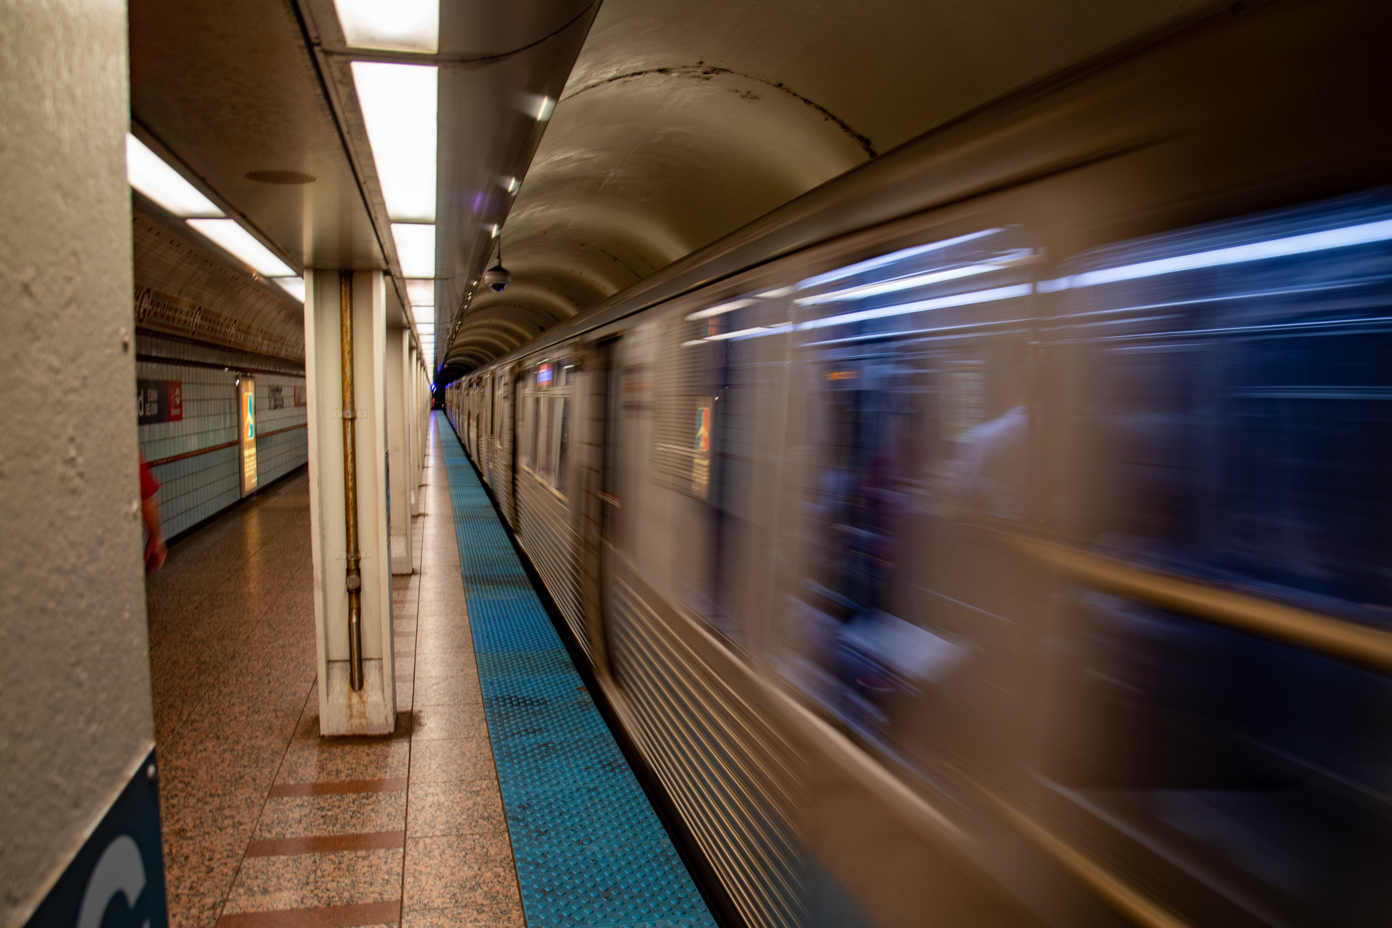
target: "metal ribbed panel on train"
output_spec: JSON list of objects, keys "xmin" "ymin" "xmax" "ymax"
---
[
  {"xmin": 652, "ymin": 316, "xmax": 705, "ymax": 493},
  {"xmin": 609, "ymin": 573, "xmax": 807, "ymax": 928},
  {"xmin": 515, "ymin": 474, "xmax": 587, "ymax": 654}
]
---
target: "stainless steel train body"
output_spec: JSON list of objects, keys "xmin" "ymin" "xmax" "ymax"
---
[{"xmin": 445, "ymin": 1, "xmax": 1392, "ymax": 924}]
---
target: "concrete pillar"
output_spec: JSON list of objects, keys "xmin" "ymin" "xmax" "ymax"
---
[
  {"xmin": 1, "ymin": 2, "xmax": 167, "ymax": 925},
  {"xmin": 386, "ymin": 327, "xmax": 412, "ymax": 574},
  {"xmin": 413, "ymin": 354, "xmax": 428, "ymax": 512},
  {"xmin": 408, "ymin": 342, "xmax": 421, "ymax": 516},
  {"xmin": 304, "ymin": 269, "xmax": 396, "ymax": 735}
]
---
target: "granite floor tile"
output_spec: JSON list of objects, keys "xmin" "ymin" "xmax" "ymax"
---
[
  {"xmin": 255, "ymin": 791, "xmax": 407, "ymax": 839},
  {"xmin": 411, "ymin": 646, "xmax": 477, "ymax": 670},
  {"xmin": 223, "ymin": 847, "xmax": 405, "ymax": 914},
  {"xmin": 410, "ymin": 704, "xmax": 489, "ymax": 742},
  {"xmin": 399, "ymin": 904, "xmax": 524, "ymax": 928},
  {"xmin": 401, "ymin": 835, "xmax": 519, "ymax": 914},
  {"xmin": 412, "ymin": 630, "xmax": 475, "ymax": 652},
  {"xmin": 276, "ymin": 738, "xmax": 412, "ymax": 785},
  {"xmin": 408, "ymin": 674, "xmax": 481, "ymax": 709},
  {"xmin": 406, "ymin": 740, "xmax": 499, "ymax": 786},
  {"xmin": 406, "ymin": 782, "xmax": 506, "ymax": 839}
]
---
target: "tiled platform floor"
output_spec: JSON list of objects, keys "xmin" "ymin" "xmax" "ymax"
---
[{"xmin": 146, "ymin": 420, "xmax": 524, "ymax": 928}]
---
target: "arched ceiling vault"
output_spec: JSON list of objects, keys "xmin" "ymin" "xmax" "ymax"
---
[{"xmin": 438, "ymin": 0, "xmax": 1221, "ymax": 381}]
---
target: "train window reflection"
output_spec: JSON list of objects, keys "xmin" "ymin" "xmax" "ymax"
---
[
  {"xmin": 1038, "ymin": 195, "xmax": 1392, "ymax": 925},
  {"xmin": 777, "ymin": 225, "xmax": 1040, "ymax": 768},
  {"xmin": 766, "ymin": 198, "xmax": 1392, "ymax": 925}
]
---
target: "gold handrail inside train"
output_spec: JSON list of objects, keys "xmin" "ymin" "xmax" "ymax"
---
[{"xmin": 999, "ymin": 533, "xmax": 1392, "ymax": 675}]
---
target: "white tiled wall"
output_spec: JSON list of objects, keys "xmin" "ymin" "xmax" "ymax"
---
[
  {"xmin": 254, "ymin": 374, "xmax": 308, "ymax": 486},
  {"xmin": 137, "ymin": 360, "xmax": 307, "ymax": 539}
]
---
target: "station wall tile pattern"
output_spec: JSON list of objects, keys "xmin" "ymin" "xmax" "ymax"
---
[{"xmin": 137, "ymin": 359, "xmax": 307, "ymax": 538}]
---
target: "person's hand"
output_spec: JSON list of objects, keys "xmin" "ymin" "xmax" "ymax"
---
[{"xmin": 145, "ymin": 534, "xmax": 167, "ymax": 572}]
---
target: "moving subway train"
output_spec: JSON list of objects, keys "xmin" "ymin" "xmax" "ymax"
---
[{"xmin": 445, "ymin": 1, "xmax": 1392, "ymax": 925}]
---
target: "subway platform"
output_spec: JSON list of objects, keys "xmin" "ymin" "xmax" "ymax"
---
[{"xmin": 146, "ymin": 414, "xmax": 714, "ymax": 928}]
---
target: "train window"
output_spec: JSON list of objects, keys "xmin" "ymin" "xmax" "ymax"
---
[
  {"xmin": 774, "ymin": 225, "xmax": 1041, "ymax": 771},
  {"xmin": 520, "ymin": 359, "xmax": 574, "ymax": 496},
  {"xmin": 555, "ymin": 397, "xmax": 571, "ymax": 495},
  {"xmin": 530, "ymin": 396, "xmax": 542, "ymax": 472},
  {"xmin": 1035, "ymin": 193, "xmax": 1392, "ymax": 926}
]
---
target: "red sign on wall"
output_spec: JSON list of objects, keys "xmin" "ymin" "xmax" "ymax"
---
[
  {"xmin": 136, "ymin": 379, "xmax": 184, "ymax": 424},
  {"xmin": 168, "ymin": 381, "xmax": 183, "ymax": 422}
]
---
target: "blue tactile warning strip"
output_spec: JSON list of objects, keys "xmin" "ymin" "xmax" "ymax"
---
[{"xmin": 439, "ymin": 415, "xmax": 718, "ymax": 928}]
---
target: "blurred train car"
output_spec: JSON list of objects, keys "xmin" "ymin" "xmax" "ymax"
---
[{"xmin": 445, "ymin": 0, "xmax": 1392, "ymax": 925}]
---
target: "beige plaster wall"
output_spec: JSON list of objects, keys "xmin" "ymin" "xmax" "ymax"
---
[{"xmin": 0, "ymin": 0, "xmax": 156, "ymax": 923}]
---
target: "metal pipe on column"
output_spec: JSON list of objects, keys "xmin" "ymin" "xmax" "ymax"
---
[{"xmin": 340, "ymin": 271, "xmax": 364, "ymax": 690}]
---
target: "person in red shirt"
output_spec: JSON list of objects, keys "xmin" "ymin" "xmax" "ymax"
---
[{"xmin": 139, "ymin": 455, "xmax": 166, "ymax": 572}]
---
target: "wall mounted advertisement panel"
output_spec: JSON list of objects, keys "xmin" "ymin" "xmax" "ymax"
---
[
  {"xmin": 238, "ymin": 377, "xmax": 257, "ymax": 495},
  {"xmin": 136, "ymin": 379, "xmax": 183, "ymax": 425}
]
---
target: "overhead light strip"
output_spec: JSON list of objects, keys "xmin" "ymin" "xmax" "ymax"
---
[
  {"xmin": 392, "ymin": 223, "xmax": 435, "ymax": 277},
  {"xmin": 351, "ymin": 62, "xmax": 437, "ymax": 223},
  {"xmin": 126, "ymin": 133, "xmax": 303, "ymax": 300},
  {"xmin": 405, "ymin": 278, "xmax": 435, "ymax": 306},
  {"xmin": 125, "ymin": 134, "xmax": 223, "ymax": 218},
  {"xmin": 271, "ymin": 278, "xmax": 306, "ymax": 302},
  {"xmin": 333, "ymin": 0, "xmax": 438, "ymax": 53},
  {"xmin": 186, "ymin": 219, "xmax": 296, "ymax": 277}
]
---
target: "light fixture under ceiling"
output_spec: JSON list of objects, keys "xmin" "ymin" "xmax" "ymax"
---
[
  {"xmin": 333, "ymin": 0, "xmax": 439, "ymax": 53},
  {"xmin": 186, "ymin": 218, "xmax": 295, "ymax": 277},
  {"xmin": 271, "ymin": 277, "xmax": 306, "ymax": 302},
  {"xmin": 392, "ymin": 222, "xmax": 435, "ymax": 278},
  {"xmin": 405, "ymin": 278, "xmax": 435, "ymax": 306},
  {"xmin": 126, "ymin": 134, "xmax": 222, "ymax": 217},
  {"xmin": 352, "ymin": 62, "xmax": 438, "ymax": 223}
]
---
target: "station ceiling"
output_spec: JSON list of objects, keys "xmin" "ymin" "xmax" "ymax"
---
[{"xmin": 127, "ymin": 0, "xmax": 1220, "ymax": 383}]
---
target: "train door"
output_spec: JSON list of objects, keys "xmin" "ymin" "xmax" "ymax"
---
[
  {"xmin": 581, "ymin": 336, "xmax": 624, "ymax": 675},
  {"xmin": 509, "ymin": 367, "xmax": 523, "ymax": 528}
]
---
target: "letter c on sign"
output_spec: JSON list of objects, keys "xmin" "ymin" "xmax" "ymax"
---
[{"xmin": 77, "ymin": 836, "xmax": 148, "ymax": 928}]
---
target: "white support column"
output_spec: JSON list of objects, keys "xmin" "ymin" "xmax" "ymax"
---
[
  {"xmin": 408, "ymin": 342, "xmax": 421, "ymax": 516},
  {"xmin": 414, "ymin": 359, "xmax": 428, "ymax": 511},
  {"xmin": 385, "ymin": 326, "xmax": 412, "ymax": 575},
  {"xmin": 304, "ymin": 269, "xmax": 396, "ymax": 735}
]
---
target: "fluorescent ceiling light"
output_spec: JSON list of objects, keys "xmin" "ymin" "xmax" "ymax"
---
[
  {"xmin": 352, "ymin": 62, "xmax": 437, "ymax": 222},
  {"xmin": 392, "ymin": 222, "xmax": 435, "ymax": 277},
  {"xmin": 186, "ymin": 219, "xmax": 295, "ymax": 276},
  {"xmin": 505, "ymin": 176, "xmax": 521, "ymax": 194},
  {"xmin": 489, "ymin": 223, "xmax": 500, "ymax": 238},
  {"xmin": 405, "ymin": 278, "xmax": 435, "ymax": 305},
  {"xmin": 271, "ymin": 277, "xmax": 306, "ymax": 302},
  {"xmin": 333, "ymin": 0, "xmax": 438, "ymax": 53},
  {"xmin": 412, "ymin": 304, "xmax": 433, "ymax": 326},
  {"xmin": 1060, "ymin": 217, "xmax": 1392, "ymax": 290},
  {"xmin": 125, "ymin": 134, "xmax": 223, "ymax": 217}
]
